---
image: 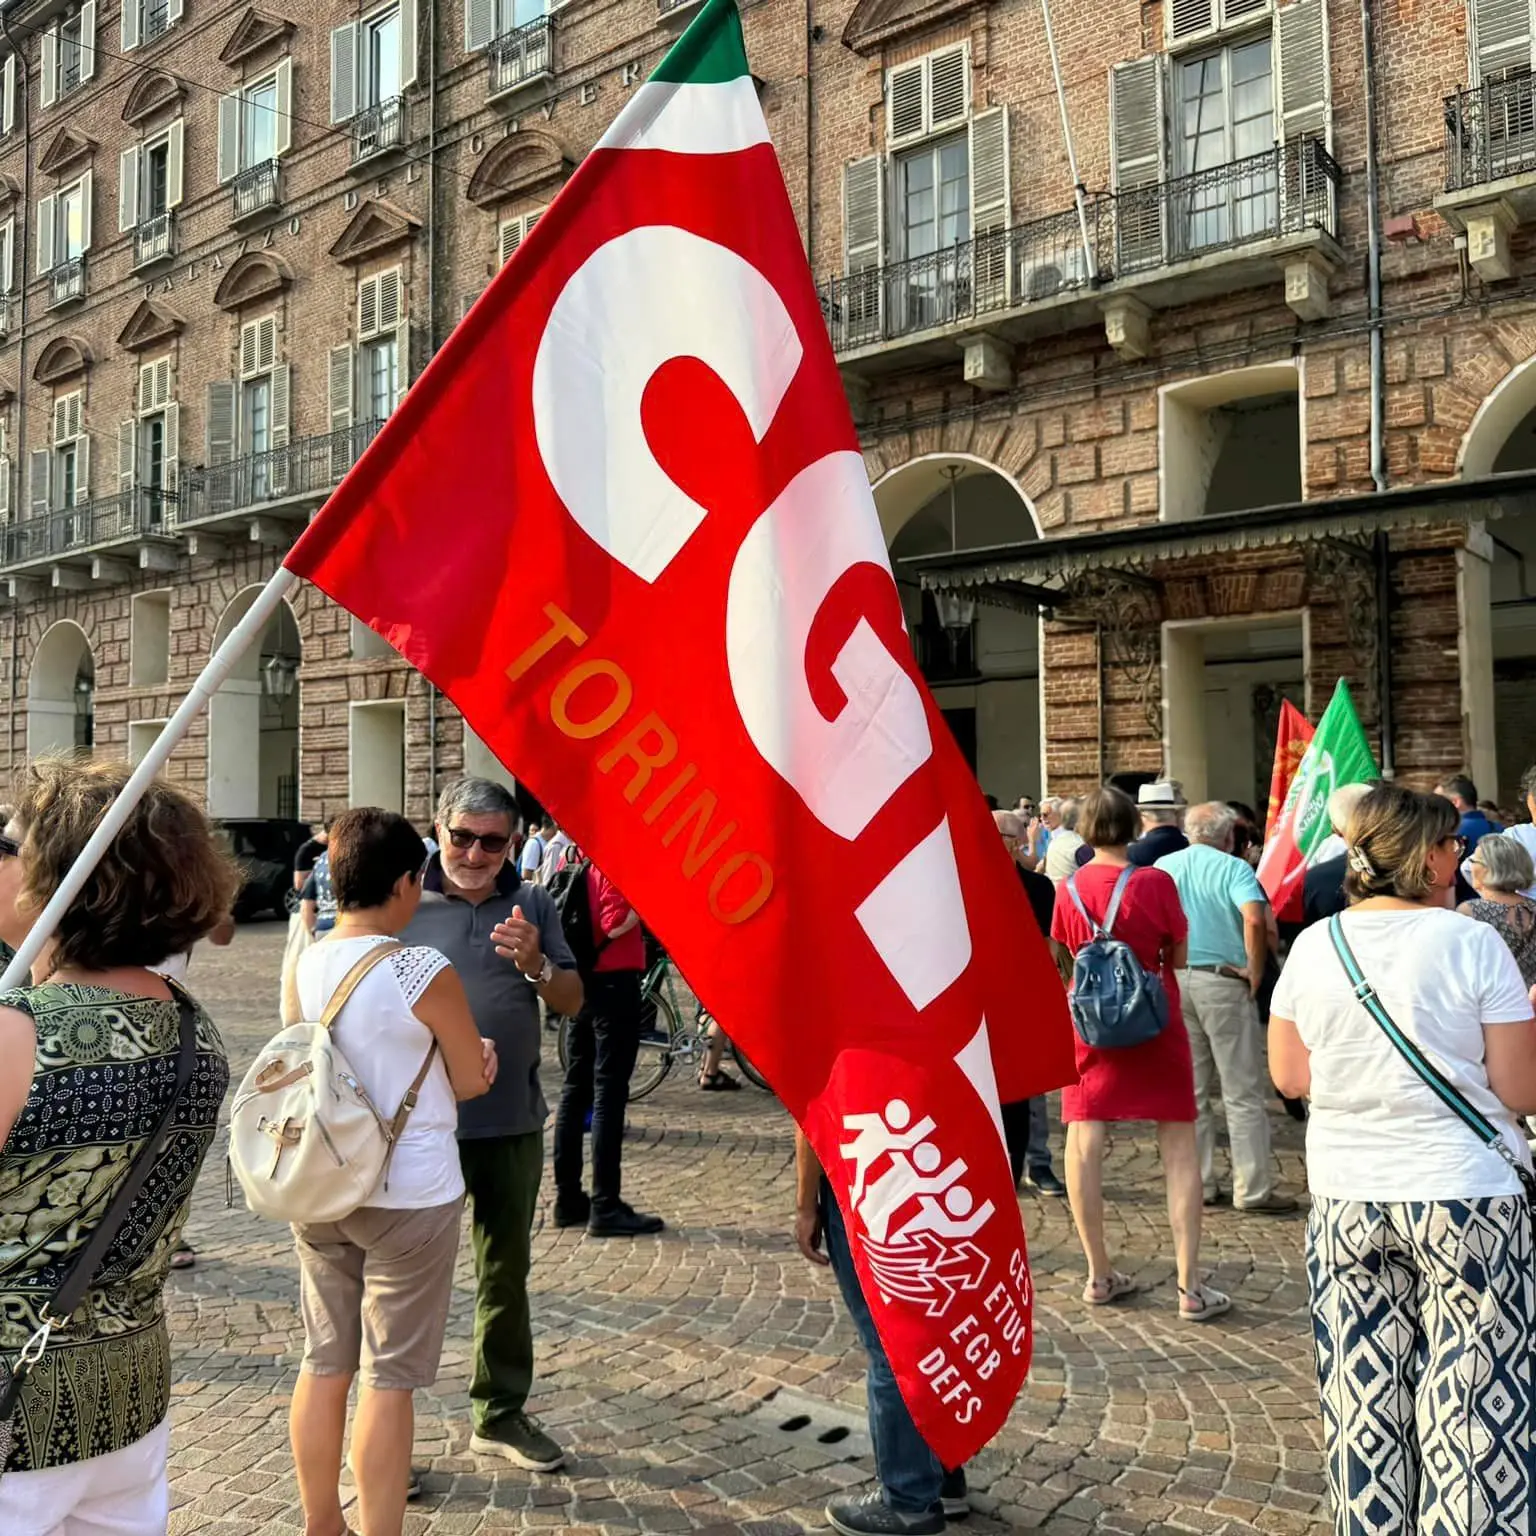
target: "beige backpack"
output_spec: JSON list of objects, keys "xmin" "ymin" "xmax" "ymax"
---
[{"xmin": 230, "ymin": 941, "xmax": 438, "ymax": 1224}]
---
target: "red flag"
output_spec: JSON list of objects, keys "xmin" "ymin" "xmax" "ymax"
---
[
  {"xmin": 1264, "ymin": 700, "xmax": 1314, "ymax": 837},
  {"xmin": 285, "ymin": 0, "xmax": 1074, "ymax": 1466}
]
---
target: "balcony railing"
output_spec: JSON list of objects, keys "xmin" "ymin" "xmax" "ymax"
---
[
  {"xmin": 132, "ymin": 211, "xmax": 175, "ymax": 270},
  {"xmin": 818, "ymin": 206, "xmax": 1107, "ymax": 353},
  {"xmin": 47, "ymin": 257, "xmax": 85, "ymax": 309},
  {"xmin": 351, "ymin": 96, "xmax": 407, "ymax": 166},
  {"xmin": 1107, "ymin": 135, "xmax": 1339, "ymax": 276},
  {"xmin": 233, "ymin": 159, "xmax": 281, "ymax": 221},
  {"xmin": 1445, "ymin": 76, "xmax": 1536, "ymax": 191},
  {"xmin": 179, "ymin": 421, "xmax": 383, "ymax": 526},
  {"xmin": 2, "ymin": 488, "xmax": 177, "ymax": 569},
  {"xmin": 142, "ymin": 0, "xmax": 170, "ymax": 41},
  {"xmin": 488, "ymin": 16, "xmax": 554, "ymax": 96}
]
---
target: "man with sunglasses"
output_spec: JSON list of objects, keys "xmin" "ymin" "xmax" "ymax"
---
[{"xmin": 404, "ymin": 778, "xmax": 583, "ymax": 1474}]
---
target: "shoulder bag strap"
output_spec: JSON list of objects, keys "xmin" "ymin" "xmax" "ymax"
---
[
  {"xmin": 1100, "ymin": 865, "xmax": 1136, "ymax": 939},
  {"xmin": 2, "ymin": 985, "xmax": 201, "ymax": 1420},
  {"xmin": 1327, "ymin": 914, "xmax": 1523, "ymax": 1171},
  {"xmin": 317, "ymin": 940, "xmax": 402, "ymax": 1030}
]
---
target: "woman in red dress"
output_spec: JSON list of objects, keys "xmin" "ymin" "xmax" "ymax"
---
[{"xmin": 1050, "ymin": 788, "xmax": 1230, "ymax": 1322}]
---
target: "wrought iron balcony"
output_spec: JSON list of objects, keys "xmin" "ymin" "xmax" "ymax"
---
[
  {"xmin": 488, "ymin": 16, "xmax": 554, "ymax": 97},
  {"xmin": 818, "ymin": 206, "xmax": 1107, "ymax": 355},
  {"xmin": 47, "ymin": 257, "xmax": 85, "ymax": 310},
  {"xmin": 132, "ymin": 211, "xmax": 175, "ymax": 270},
  {"xmin": 1, "ymin": 488, "xmax": 177, "ymax": 571},
  {"xmin": 1445, "ymin": 76, "xmax": 1536, "ymax": 191},
  {"xmin": 179, "ymin": 421, "xmax": 383, "ymax": 528},
  {"xmin": 1106, "ymin": 135, "xmax": 1339, "ymax": 277},
  {"xmin": 233, "ymin": 160, "xmax": 281, "ymax": 222},
  {"xmin": 351, "ymin": 96, "xmax": 407, "ymax": 167}
]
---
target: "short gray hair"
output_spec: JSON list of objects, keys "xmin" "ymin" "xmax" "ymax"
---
[
  {"xmin": 1186, "ymin": 801, "xmax": 1238, "ymax": 848},
  {"xmin": 1328, "ymin": 782, "xmax": 1371, "ymax": 836},
  {"xmin": 1473, "ymin": 833, "xmax": 1536, "ymax": 895},
  {"xmin": 1059, "ymin": 797, "xmax": 1081, "ymax": 831},
  {"xmin": 435, "ymin": 776, "xmax": 519, "ymax": 831},
  {"xmin": 1142, "ymin": 806, "xmax": 1183, "ymax": 827}
]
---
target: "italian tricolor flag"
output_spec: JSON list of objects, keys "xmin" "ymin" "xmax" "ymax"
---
[{"xmin": 288, "ymin": 0, "xmax": 1076, "ymax": 1469}]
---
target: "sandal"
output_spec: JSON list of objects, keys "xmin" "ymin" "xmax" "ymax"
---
[
  {"xmin": 1083, "ymin": 1272, "xmax": 1136, "ymax": 1305},
  {"xmin": 169, "ymin": 1241, "xmax": 197, "ymax": 1271},
  {"xmin": 699, "ymin": 1070, "xmax": 741, "ymax": 1091},
  {"xmin": 1179, "ymin": 1283, "xmax": 1232, "ymax": 1322}
]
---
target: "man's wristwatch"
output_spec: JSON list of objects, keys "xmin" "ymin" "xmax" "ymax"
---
[{"xmin": 525, "ymin": 955, "xmax": 554, "ymax": 986}]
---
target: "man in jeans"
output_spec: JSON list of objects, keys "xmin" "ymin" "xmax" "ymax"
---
[
  {"xmin": 553, "ymin": 860, "xmax": 665, "ymax": 1236},
  {"xmin": 404, "ymin": 777, "xmax": 583, "ymax": 1472},
  {"xmin": 1156, "ymin": 802, "xmax": 1295, "ymax": 1214},
  {"xmin": 796, "ymin": 1131, "xmax": 964, "ymax": 1535}
]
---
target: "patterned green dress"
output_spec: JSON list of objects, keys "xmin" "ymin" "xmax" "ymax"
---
[{"xmin": 0, "ymin": 982, "xmax": 228, "ymax": 1471}]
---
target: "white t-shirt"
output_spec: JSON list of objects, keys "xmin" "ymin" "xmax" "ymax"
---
[
  {"xmin": 1272, "ymin": 907, "xmax": 1534, "ymax": 1201},
  {"xmin": 295, "ymin": 935, "xmax": 463, "ymax": 1210}
]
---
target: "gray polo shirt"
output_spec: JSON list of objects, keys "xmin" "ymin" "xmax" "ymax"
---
[{"xmin": 403, "ymin": 856, "xmax": 576, "ymax": 1140}]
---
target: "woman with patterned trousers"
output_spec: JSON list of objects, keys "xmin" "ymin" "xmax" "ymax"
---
[
  {"xmin": 0, "ymin": 759, "xmax": 238, "ymax": 1533},
  {"xmin": 1270, "ymin": 783, "xmax": 1536, "ymax": 1536}
]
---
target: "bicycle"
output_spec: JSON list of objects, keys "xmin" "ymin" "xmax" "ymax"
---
[{"xmin": 555, "ymin": 947, "xmax": 770, "ymax": 1101}]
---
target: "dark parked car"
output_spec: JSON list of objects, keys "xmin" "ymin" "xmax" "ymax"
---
[{"xmin": 217, "ymin": 818, "xmax": 313, "ymax": 920}]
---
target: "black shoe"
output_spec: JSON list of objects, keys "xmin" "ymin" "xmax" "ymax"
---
[
  {"xmin": 553, "ymin": 1192, "xmax": 591, "ymax": 1229},
  {"xmin": 406, "ymin": 1467, "xmax": 426, "ymax": 1501},
  {"xmin": 1022, "ymin": 1169, "xmax": 1066, "ymax": 1198},
  {"xmin": 587, "ymin": 1201, "xmax": 665, "ymax": 1237},
  {"xmin": 469, "ymin": 1412, "xmax": 567, "ymax": 1472},
  {"xmin": 939, "ymin": 1468, "xmax": 969, "ymax": 1520},
  {"xmin": 827, "ymin": 1490, "xmax": 945, "ymax": 1536}
]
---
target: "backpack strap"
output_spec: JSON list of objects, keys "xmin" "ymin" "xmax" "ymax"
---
[
  {"xmin": 318, "ymin": 939, "xmax": 403, "ymax": 1031},
  {"xmin": 1065, "ymin": 865, "xmax": 1135, "ymax": 939},
  {"xmin": 1100, "ymin": 865, "xmax": 1137, "ymax": 939}
]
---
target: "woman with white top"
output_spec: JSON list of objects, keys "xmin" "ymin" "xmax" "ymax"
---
[
  {"xmin": 1269, "ymin": 783, "xmax": 1536, "ymax": 1536},
  {"xmin": 284, "ymin": 808, "xmax": 497, "ymax": 1536}
]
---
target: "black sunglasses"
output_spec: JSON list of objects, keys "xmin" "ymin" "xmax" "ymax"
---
[
  {"xmin": 446, "ymin": 826, "xmax": 511, "ymax": 855},
  {"xmin": 0, "ymin": 835, "xmax": 18, "ymax": 860}
]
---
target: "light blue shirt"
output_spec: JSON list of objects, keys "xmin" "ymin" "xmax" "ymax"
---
[{"xmin": 1156, "ymin": 842, "xmax": 1267, "ymax": 969}]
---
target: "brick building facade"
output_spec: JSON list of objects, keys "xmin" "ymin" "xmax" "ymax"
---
[{"xmin": 0, "ymin": 0, "xmax": 1534, "ymax": 826}]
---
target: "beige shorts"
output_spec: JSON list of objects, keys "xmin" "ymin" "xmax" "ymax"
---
[{"xmin": 293, "ymin": 1199, "xmax": 463, "ymax": 1390}]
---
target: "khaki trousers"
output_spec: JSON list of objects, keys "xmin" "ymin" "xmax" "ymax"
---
[{"xmin": 1178, "ymin": 968, "xmax": 1276, "ymax": 1207}]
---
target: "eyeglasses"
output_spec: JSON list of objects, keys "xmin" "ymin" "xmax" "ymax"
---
[
  {"xmin": 0, "ymin": 835, "xmax": 17, "ymax": 860},
  {"xmin": 446, "ymin": 827, "xmax": 511, "ymax": 855}
]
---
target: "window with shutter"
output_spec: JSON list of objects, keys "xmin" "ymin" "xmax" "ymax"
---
[
  {"xmin": 969, "ymin": 107, "xmax": 1010, "ymax": 309},
  {"xmin": 359, "ymin": 275, "xmax": 378, "ymax": 338},
  {"xmin": 887, "ymin": 62, "xmax": 925, "ymax": 144},
  {"xmin": 163, "ymin": 402, "xmax": 179, "ymax": 496},
  {"xmin": 1169, "ymin": 0, "xmax": 1218, "ymax": 40},
  {"xmin": 0, "ymin": 456, "xmax": 11, "ymax": 521},
  {"xmin": 217, "ymin": 94, "xmax": 240, "ymax": 184},
  {"xmin": 1473, "ymin": 0, "xmax": 1532, "ymax": 78},
  {"xmin": 1276, "ymin": 0, "xmax": 1330, "ymax": 143},
  {"xmin": 331, "ymin": 22, "xmax": 359, "ymax": 124},
  {"xmin": 40, "ymin": 26, "xmax": 56, "ymax": 109},
  {"xmin": 275, "ymin": 58, "xmax": 293, "ymax": 156},
  {"xmin": 206, "ymin": 380, "xmax": 237, "ymax": 467},
  {"xmin": 119, "ymin": 146, "xmax": 140, "ymax": 234},
  {"xmin": 329, "ymin": 345, "xmax": 355, "ymax": 434},
  {"xmin": 928, "ymin": 47, "xmax": 969, "ymax": 130},
  {"xmin": 1, "ymin": 55, "xmax": 15, "ymax": 136},
  {"xmin": 499, "ymin": 218, "xmax": 522, "ymax": 265},
  {"xmin": 1110, "ymin": 56, "xmax": 1168, "ymax": 270},
  {"xmin": 118, "ymin": 418, "xmax": 136, "ymax": 492},
  {"xmin": 378, "ymin": 269, "xmax": 402, "ymax": 331},
  {"xmin": 29, "ymin": 449, "xmax": 49, "ymax": 518}
]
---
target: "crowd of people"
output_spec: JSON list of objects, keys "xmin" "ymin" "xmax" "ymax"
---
[
  {"xmin": 3, "ymin": 755, "xmax": 1536, "ymax": 1534},
  {"xmin": 816, "ymin": 769, "xmax": 1536, "ymax": 1536}
]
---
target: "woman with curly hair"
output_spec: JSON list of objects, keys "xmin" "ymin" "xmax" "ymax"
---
[
  {"xmin": 1270, "ymin": 783, "xmax": 1536, "ymax": 1536},
  {"xmin": 0, "ymin": 758, "xmax": 237, "ymax": 1533}
]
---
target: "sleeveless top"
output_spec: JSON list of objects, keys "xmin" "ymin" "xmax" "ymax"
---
[
  {"xmin": 1462, "ymin": 897, "xmax": 1536, "ymax": 988},
  {"xmin": 294, "ymin": 935, "xmax": 461, "ymax": 1209},
  {"xmin": 0, "ymin": 982, "xmax": 228, "ymax": 1471}
]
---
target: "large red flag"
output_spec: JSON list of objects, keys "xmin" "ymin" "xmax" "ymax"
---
[
  {"xmin": 285, "ymin": 0, "xmax": 1074, "ymax": 1465},
  {"xmin": 1264, "ymin": 699, "xmax": 1314, "ymax": 837}
]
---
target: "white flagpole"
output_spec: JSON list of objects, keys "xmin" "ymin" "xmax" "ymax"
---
[
  {"xmin": 1039, "ymin": 0, "xmax": 1095, "ymax": 282},
  {"xmin": 0, "ymin": 565, "xmax": 301, "ymax": 993}
]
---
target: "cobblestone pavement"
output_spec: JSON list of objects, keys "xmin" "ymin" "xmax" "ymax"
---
[{"xmin": 166, "ymin": 924, "xmax": 1329, "ymax": 1536}]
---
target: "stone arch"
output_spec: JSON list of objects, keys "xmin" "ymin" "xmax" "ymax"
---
[
  {"xmin": 122, "ymin": 70, "xmax": 183, "ymax": 126},
  {"xmin": 207, "ymin": 587, "xmax": 302, "ymax": 819},
  {"xmin": 1460, "ymin": 351, "xmax": 1536, "ymax": 477},
  {"xmin": 33, "ymin": 335, "xmax": 92, "ymax": 385},
  {"xmin": 28, "ymin": 620, "xmax": 94, "ymax": 758},
  {"xmin": 214, "ymin": 250, "xmax": 293, "ymax": 312},
  {"xmin": 870, "ymin": 450, "xmax": 1044, "ymax": 548},
  {"xmin": 466, "ymin": 131, "xmax": 571, "ymax": 208}
]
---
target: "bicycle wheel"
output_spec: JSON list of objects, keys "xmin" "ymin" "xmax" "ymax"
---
[
  {"xmin": 627, "ymin": 989, "xmax": 677, "ymax": 1102},
  {"xmin": 731, "ymin": 1038, "xmax": 772, "ymax": 1092}
]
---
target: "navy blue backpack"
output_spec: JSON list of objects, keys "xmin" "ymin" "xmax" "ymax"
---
[{"xmin": 1063, "ymin": 866, "xmax": 1170, "ymax": 1050}]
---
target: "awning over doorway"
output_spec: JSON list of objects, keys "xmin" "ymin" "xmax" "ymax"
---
[{"xmin": 904, "ymin": 467, "xmax": 1536, "ymax": 608}]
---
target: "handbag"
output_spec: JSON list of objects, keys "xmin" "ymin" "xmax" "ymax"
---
[
  {"xmin": 1328, "ymin": 914, "xmax": 1536, "ymax": 1210},
  {"xmin": 0, "ymin": 983, "xmax": 200, "ymax": 1477}
]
